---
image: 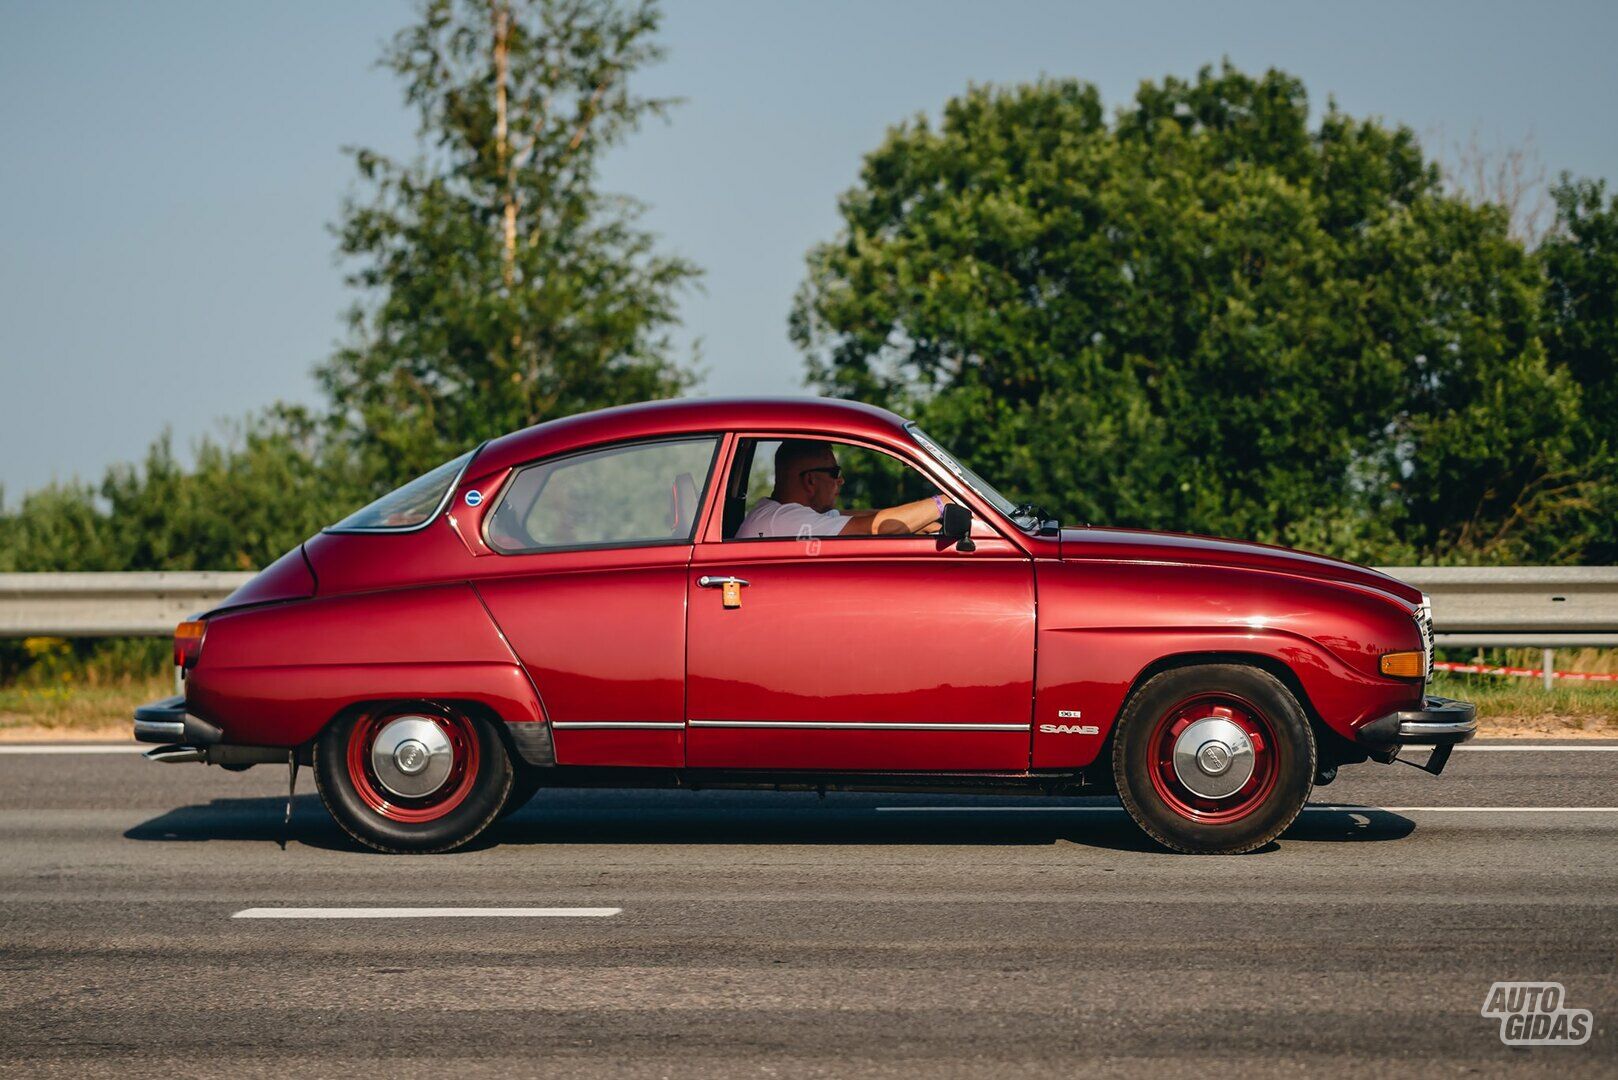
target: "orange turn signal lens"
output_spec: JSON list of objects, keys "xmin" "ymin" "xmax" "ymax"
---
[
  {"xmin": 174, "ymin": 620, "xmax": 206, "ymax": 670},
  {"xmin": 1379, "ymin": 650, "xmax": 1427, "ymax": 678}
]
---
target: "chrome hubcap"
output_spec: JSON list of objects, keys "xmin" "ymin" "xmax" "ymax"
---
[
  {"xmin": 370, "ymin": 716, "xmax": 453, "ymax": 798},
  {"xmin": 1172, "ymin": 716, "xmax": 1255, "ymax": 799}
]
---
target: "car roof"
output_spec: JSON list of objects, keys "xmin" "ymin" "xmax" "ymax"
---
[{"xmin": 472, "ymin": 396, "xmax": 915, "ymax": 476}]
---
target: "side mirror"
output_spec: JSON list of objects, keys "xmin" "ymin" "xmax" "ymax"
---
[{"xmin": 939, "ymin": 502, "xmax": 976, "ymax": 552}]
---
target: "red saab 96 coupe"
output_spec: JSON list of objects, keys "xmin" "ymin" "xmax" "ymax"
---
[{"xmin": 134, "ymin": 397, "xmax": 1475, "ymax": 854}]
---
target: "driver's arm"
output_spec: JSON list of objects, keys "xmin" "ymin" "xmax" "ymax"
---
[{"xmin": 836, "ymin": 495, "xmax": 949, "ymax": 536}]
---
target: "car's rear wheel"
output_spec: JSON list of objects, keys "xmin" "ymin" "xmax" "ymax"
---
[
  {"xmin": 315, "ymin": 703, "xmax": 512, "ymax": 853},
  {"xmin": 1112, "ymin": 664, "xmax": 1314, "ymax": 854}
]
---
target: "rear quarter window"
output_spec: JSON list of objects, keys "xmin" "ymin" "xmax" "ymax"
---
[{"xmin": 327, "ymin": 450, "xmax": 476, "ymax": 532}]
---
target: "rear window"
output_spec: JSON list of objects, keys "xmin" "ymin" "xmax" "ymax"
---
[{"xmin": 327, "ymin": 450, "xmax": 475, "ymax": 532}]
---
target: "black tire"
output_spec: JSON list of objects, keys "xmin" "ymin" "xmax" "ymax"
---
[
  {"xmin": 497, "ymin": 764, "xmax": 546, "ymax": 820},
  {"xmin": 314, "ymin": 703, "xmax": 513, "ymax": 854},
  {"xmin": 1112, "ymin": 664, "xmax": 1314, "ymax": 854}
]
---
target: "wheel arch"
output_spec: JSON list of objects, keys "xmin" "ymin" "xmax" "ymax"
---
[
  {"xmin": 1104, "ymin": 651, "xmax": 1332, "ymax": 758},
  {"xmin": 314, "ymin": 695, "xmax": 553, "ymax": 769}
]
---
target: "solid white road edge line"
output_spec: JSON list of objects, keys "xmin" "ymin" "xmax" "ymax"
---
[
  {"xmin": 872, "ymin": 805, "xmax": 1618, "ymax": 813},
  {"xmin": 1454, "ymin": 745, "xmax": 1618, "ymax": 751},
  {"xmin": 232, "ymin": 907, "xmax": 622, "ymax": 919}
]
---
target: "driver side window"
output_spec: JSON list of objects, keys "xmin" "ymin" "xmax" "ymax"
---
[{"xmin": 721, "ymin": 438, "xmax": 942, "ymax": 541}]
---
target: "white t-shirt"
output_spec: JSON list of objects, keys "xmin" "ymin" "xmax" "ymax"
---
[{"xmin": 735, "ymin": 497, "xmax": 845, "ymax": 539}]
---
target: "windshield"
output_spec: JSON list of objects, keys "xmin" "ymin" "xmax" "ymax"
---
[
  {"xmin": 906, "ymin": 424, "xmax": 1034, "ymax": 528},
  {"xmin": 327, "ymin": 449, "xmax": 476, "ymax": 532}
]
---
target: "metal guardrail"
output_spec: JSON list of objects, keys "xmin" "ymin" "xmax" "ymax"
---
[
  {"xmin": 0, "ymin": 567, "xmax": 1614, "ymax": 644},
  {"xmin": 0, "ymin": 572, "xmax": 255, "ymax": 637},
  {"xmin": 1374, "ymin": 566, "xmax": 1618, "ymax": 648}
]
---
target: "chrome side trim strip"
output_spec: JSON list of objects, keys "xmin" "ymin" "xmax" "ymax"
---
[
  {"xmin": 550, "ymin": 721, "xmax": 686, "ymax": 730},
  {"xmin": 688, "ymin": 721, "xmax": 1029, "ymax": 731}
]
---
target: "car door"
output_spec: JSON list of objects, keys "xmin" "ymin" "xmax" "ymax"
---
[
  {"xmin": 684, "ymin": 435, "xmax": 1036, "ymax": 771},
  {"xmin": 473, "ymin": 435, "xmax": 720, "ymax": 768}
]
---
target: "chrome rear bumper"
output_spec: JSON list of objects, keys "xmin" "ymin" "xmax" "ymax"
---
[{"xmin": 133, "ymin": 695, "xmax": 222, "ymax": 745}]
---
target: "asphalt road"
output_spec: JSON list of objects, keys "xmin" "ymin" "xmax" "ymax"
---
[{"xmin": 1, "ymin": 742, "xmax": 1614, "ymax": 1077}]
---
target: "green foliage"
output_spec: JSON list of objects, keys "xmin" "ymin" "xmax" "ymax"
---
[
  {"xmin": 793, "ymin": 65, "xmax": 1609, "ymax": 564},
  {"xmin": 318, "ymin": 0, "xmax": 699, "ymax": 484},
  {"xmin": 0, "ymin": 636, "xmax": 168, "ymax": 687},
  {"xmin": 1540, "ymin": 177, "xmax": 1618, "ymax": 562},
  {"xmin": 0, "ymin": 409, "xmax": 362, "ymax": 575}
]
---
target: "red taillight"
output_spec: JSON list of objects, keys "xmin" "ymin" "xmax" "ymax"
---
[{"xmin": 174, "ymin": 620, "xmax": 206, "ymax": 671}]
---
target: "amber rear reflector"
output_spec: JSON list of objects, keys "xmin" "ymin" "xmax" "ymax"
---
[{"xmin": 1379, "ymin": 651, "xmax": 1427, "ymax": 678}]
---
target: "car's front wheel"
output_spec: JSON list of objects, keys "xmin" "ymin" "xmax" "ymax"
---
[
  {"xmin": 1112, "ymin": 664, "xmax": 1314, "ymax": 854},
  {"xmin": 315, "ymin": 703, "xmax": 512, "ymax": 853}
]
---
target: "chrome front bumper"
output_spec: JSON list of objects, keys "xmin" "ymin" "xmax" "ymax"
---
[{"xmin": 1356, "ymin": 696, "xmax": 1477, "ymax": 774}]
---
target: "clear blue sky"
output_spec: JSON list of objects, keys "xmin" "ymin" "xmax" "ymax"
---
[{"xmin": 2, "ymin": 0, "xmax": 1615, "ymax": 500}]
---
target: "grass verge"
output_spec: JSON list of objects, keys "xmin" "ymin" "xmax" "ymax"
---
[
  {"xmin": 1428, "ymin": 671, "xmax": 1618, "ymax": 738},
  {"xmin": 0, "ymin": 673, "xmax": 170, "ymax": 742}
]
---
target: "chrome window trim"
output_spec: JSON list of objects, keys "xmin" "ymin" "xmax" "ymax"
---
[
  {"xmin": 718, "ymin": 431, "xmax": 1009, "ymax": 545},
  {"xmin": 904, "ymin": 423, "xmax": 1021, "ymax": 522},
  {"xmin": 483, "ymin": 434, "xmax": 723, "ymax": 556},
  {"xmin": 323, "ymin": 443, "xmax": 486, "ymax": 535}
]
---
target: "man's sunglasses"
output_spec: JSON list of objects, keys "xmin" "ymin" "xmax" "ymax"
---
[{"xmin": 801, "ymin": 466, "xmax": 843, "ymax": 480}]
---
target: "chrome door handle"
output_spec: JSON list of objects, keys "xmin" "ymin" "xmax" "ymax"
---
[{"xmin": 697, "ymin": 575, "xmax": 750, "ymax": 588}]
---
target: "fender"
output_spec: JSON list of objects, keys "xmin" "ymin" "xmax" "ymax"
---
[
  {"xmin": 1031, "ymin": 560, "xmax": 1425, "ymax": 769},
  {"xmin": 185, "ymin": 583, "xmax": 550, "ymax": 757}
]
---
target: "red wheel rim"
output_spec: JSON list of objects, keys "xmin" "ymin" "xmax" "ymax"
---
[
  {"xmin": 1146, "ymin": 694, "xmax": 1278, "ymax": 824},
  {"xmin": 345, "ymin": 710, "xmax": 480, "ymax": 823}
]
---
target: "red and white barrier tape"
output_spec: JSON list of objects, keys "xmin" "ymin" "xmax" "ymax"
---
[{"xmin": 1433, "ymin": 661, "xmax": 1618, "ymax": 683}]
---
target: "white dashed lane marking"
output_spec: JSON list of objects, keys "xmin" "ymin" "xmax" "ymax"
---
[{"xmin": 232, "ymin": 907, "xmax": 622, "ymax": 919}]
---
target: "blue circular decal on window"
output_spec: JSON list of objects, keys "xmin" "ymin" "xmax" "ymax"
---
[{"xmin": 464, "ymin": 490, "xmax": 483, "ymax": 507}]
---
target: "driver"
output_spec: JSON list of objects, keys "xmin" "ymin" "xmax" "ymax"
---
[{"xmin": 736, "ymin": 440, "xmax": 951, "ymax": 539}]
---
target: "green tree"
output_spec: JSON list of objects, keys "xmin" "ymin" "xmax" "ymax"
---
[
  {"xmin": 1540, "ymin": 176, "xmax": 1618, "ymax": 562},
  {"xmin": 319, "ymin": 0, "xmax": 699, "ymax": 483},
  {"xmin": 792, "ymin": 65, "xmax": 1597, "ymax": 564}
]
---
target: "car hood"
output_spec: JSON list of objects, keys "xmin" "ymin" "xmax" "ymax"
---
[{"xmin": 1057, "ymin": 527, "xmax": 1423, "ymax": 606}]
